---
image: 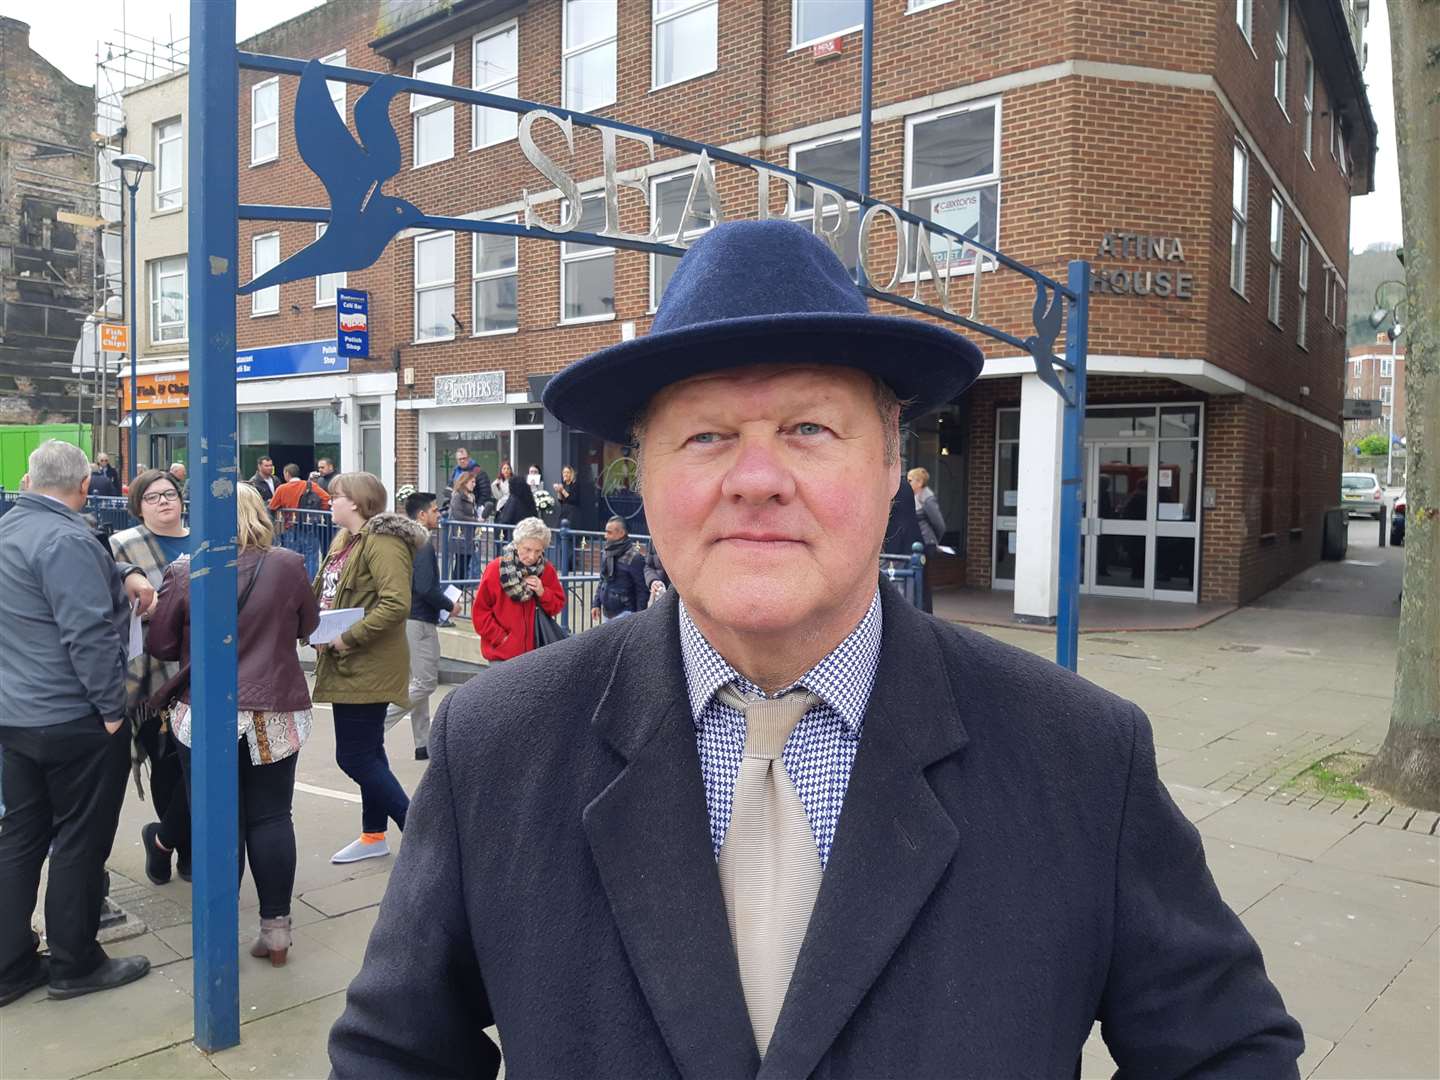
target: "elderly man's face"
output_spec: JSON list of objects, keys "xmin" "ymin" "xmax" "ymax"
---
[{"xmin": 642, "ymin": 365, "xmax": 894, "ymax": 637}]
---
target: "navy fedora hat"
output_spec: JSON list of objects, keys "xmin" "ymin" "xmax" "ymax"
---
[{"xmin": 541, "ymin": 218, "xmax": 985, "ymax": 445}]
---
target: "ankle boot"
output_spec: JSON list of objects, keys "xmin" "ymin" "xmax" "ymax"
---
[{"xmin": 249, "ymin": 916, "xmax": 292, "ymax": 967}]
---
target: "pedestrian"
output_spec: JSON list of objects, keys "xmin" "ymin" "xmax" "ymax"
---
[
  {"xmin": 448, "ymin": 448, "xmax": 473, "ymax": 489},
  {"xmin": 268, "ymin": 464, "xmax": 331, "ymax": 545},
  {"xmin": 644, "ymin": 544, "xmax": 669, "ymax": 607},
  {"xmin": 447, "ymin": 469, "xmax": 479, "ymax": 581},
  {"xmin": 551, "ymin": 464, "xmax": 586, "ymax": 527},
  {"xmin": 248, "ymin": 456, "xmax": 280, "ymax": 501},
  {"xmin": 907, "ymin": 467, "xmax": 946, "ymax": 615},
  {"xmin": 311, "ymin": 472, "xmax": 426, "ymax": 865},
  {"xmin": 146, "ymin": 484, "xmax": 320, "ymax": 965},
  {"xmin": 491, "ymin": 461, "xmax": 513, "ymax": 517},
  {"xmin": 470, "ymin": 517, "xmax": 564, "ymax": 663},
  {"xmin": 109, "ymin": 468, "xmax": 193, "ymax": 886},
  {"xmin": 525, "ymin": 465, "xmax": 542, "ymax": 493},
  {"xmin": 589, "ymin": 515, "xmax": 646, "ymax": 625},
  {"xmin": 316, "ymin": 458, "xmax": 336, "ymax": 492},
  {"xmin": 0, "ymin": 440, "xmax": 155, "ymax": 1006},
  {"xmin": 384, "ymin": 492, "xmax": 453, "ymax": 761},
  {"xmin": 496, "ymin": 471, "xmax": 537, "ymax": 527},
  {"xmin": 329, "ymin": 220, "xmax": 1302, "ymax": 1077},
  {"xmin": 87, "ymin": 462, "xmax": 118, "ymax": 498},
  {"xmin": 95, "ymin": 453, "xmax": 119, "ymax": 491},
  {"xmin": 167, "ymin": 462, "xmax": 188, "ymax": 499},
  {"xmin": 470, "ymin": 462, "xmax": 494, "ymax": 519}
]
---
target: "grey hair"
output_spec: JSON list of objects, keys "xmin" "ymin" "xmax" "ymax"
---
[
  {"xmin": 512, "ymin": 516, "xmax": 551, "ymax": 548},
  {"xmin": 27, "ymin": 440, "xmax": 89, "ymax": 493}
]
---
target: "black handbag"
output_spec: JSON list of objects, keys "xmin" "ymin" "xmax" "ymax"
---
[{"xmin": 533, "ymin": 604, "xmax": 570, "ymax": 648}]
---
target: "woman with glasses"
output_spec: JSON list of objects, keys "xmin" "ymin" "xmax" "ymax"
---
[{"xmin": 108, "ymin": 468, "xmax": 192, "ymax": 886}]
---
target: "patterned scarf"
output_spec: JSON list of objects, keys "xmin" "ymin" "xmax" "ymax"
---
[{"xmin": 498, "ymin": 542, "xmax": 547, "ymax": 602}]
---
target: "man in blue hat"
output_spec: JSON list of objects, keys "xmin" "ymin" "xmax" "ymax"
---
[{"xmin": 330, "ymin": 220, "xmax": 1302, "ymax": 1078}]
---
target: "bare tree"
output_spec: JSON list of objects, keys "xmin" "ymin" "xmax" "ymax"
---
[{"xmin": 1362, "ymin": 0, "xmax": 1440, "ymax": 810}]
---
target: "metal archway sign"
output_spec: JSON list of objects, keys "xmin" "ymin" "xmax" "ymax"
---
[{"xmin": 185, "ymin": 0, "xmax": 1088, "ymax": 1050}]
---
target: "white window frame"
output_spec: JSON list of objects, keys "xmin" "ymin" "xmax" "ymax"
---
[
  {"xmin": 1380, "ymin": 356, "xmax": 1394, "ymax": 378},
  {"xmin": 411, "ymin": 46, "xmax": 455, "ymax": 169},
  {"xmin": 1335, "ymin": 275, "xmax": 1346, "ymax": 326},
  {"xmin": 153, "ymin": 117, "xmax": 182, "ymax": 212},
  {"xmin": 559, "ymin": 192, "xmax": 615, "ymax": 324},
  {"xmin": 1297, "ymin": 233, "xmax": 1310, "ymax": 349},
  {"xmin": 472, "ymin": 21, "xmax": 519, "ymax": 150},
  {"xmin": 251, "ymin": 232, "xmax": 280, "ymax": 316},
  {"xmin": 1380, "ymin": 384, "xmax": 1393, "ymax": 405},
  {"xmin": 1302, "ymin": 52, "xmax": 1315, "ymax": 164},
  {"xmin": 792, "ymin": 0, "xmax": 863, "ymax": 49},
  {"xmin": 315, "ymin": 222, "xmax": 346, "ymax": 307},
  {"xmin": 1236, "ymin": 0, "xmax": 1252, "ymax": 44},
  {"xmin": 1267, "ymin": 195, "xmax": 1283, "ymax": 326},
  {"xmin": 1230, "ymin": 141, "xmax": 1248, "ymax": 296},
  {"xmin": 321, "ymin": 50, "xmax": 347, "ymax": 118},
  {"xmin": 1273, "ymin": 0, "xmax": 1290, "ymax": 115},
  {"xmin": 471, "ymin": 215, "xmax": 519, "ymax": 336},
  {"xmin": 789, "ymin": 129, "xmax": 861, "ymax": 271},
  {"xmin": 414, "ymin": 230, "xmax": 456, "ymax": 343},
  {"xmin": 649, "ymin": 169, "xmax": 714, "ymax": 310},
  {"xmin": 250, "ymin": 77, "xmax": 279, "ymax": 166},
  {"xmin": 907, "ymin": 0, "xmax": 957, "ymax": 11},
  {"xmin": 903, "ymin": 97, "xmax": 1003, "ymax": 280},
  {"xmin": 149, "ymin": 255, "xmax": 187, "ymax": 345},
  {"xmin": 652, "ymin": 0, "xmax": 718, "ymax": 90},
  {"xmin": 562, "ymin": 0, "xmax": 618, "ymax": 113}
]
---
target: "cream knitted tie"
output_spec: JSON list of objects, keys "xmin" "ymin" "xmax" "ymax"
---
[{"xmin": 715, "ymin": 684, "xmax": 824, "ymax": 1059}]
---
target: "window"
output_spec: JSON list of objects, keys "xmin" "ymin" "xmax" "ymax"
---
[
  {"xmin": 563, "ymin": 0, "xmax": 617, "ymax": 113},
  {"xmin": 1336, "ymin": 276, "xmax": 1346, "ymax": 326},
  {"xmin": 1380, "ymin": 356, "xmax": 1394, "ymax": 378},
  {"xmin": 1267, "ymin": 195, "xmax": 1283, "ymax": 325},
  {"xmin": 653, "ymin": 0, "xmax": 717, "ymax": 88},
  {"xmin": 412, "ymin": 47, "xmax": 455, "ymax": 168},
  {"xmin": 908, "ymin": 0, "xmax": 956, "ymax": 10},
  {"xmin": 414, "ymin": 231, "xmax": 456, "ymax": 342},
  {"xmin": 315, "ymin": 223, "xmax": 345, "ymax": 306},
  {"xmin": 251, "ymin": 233, "xmax": 280, "ymax": 315},
  {"xmin": 1380, "ymin": 385, "xmax": 1393, "ymax": 405},
  {"xmin": 321, "ymin": 50, "xmax": 346, "ymax": 118},
  {"xmin": 251, "ymin": 78, "xmax": 278, "ymax": 165},
  {"xmin": 793, "ymin": 0, "xmax": 863, "ymax": 48},
  {"xmin": 1330, "ymin": 108, "xmax": 1348, "ymax": 175},
  {"xmin": 149, "ymin": 256, "xmax": 186, "ymax": 344},
  {"xmin": 560, "ymin": 193, "xmax": 614, "ymax": 321},
  {"xmin": 1230, "ymin": 142, "xmax": 1248, "ymax": 294},
  {"xmin": 1297, "ymin": 233, "xmax": 1310, "ymax": 348},
  {"xmin": 791, "ymin": 131, "xmax": 861, "ymax": 271},
  {"xmin": 650, "ymin": 170, "xmax": 712, "ymax": 307},
  {"xmin": 473, "ymin": 23, "xmax": 518, "ymax": 149},
  {"xmin": 1302, "ymin": 53, "xmax": 1314, "ymax": 162},
  {"xmin": 1236, "ymin": 0, "xmax": 1252, "ymax": 42},
  {"xmin": 905, "ymin": 100, "xmax": 1001, "ymax": 274},
  {"xmin": 1274, "ymin": 0, "xmax": 1289, "ymax": 112},
  {"xmin": 153, "ymin": 117, "xmax": 182, "ymax": 211},
  {"xmin": 359, "ymin": 403, "xmax": 382, "ymax": 477},
  {"xmin": 472, "ymin": 218, "xmax": 518, "ymax": 334}
]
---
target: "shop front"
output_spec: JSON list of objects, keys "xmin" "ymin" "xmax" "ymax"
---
[{"xmin": 120, "ymin": 369, "xmax": 191, "ymax": 472}]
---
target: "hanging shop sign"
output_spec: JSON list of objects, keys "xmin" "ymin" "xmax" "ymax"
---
[
  {"xmin": 1090, "ymin": 231, "xmax": 1194, "ymax": 299},
  {"xmin": 336, "ymin": 288, "xmax": 370, "ymax": 357},
  {"xmin": 235, "ymin": 338, "xmax": 348, "ymax": 381},
  {"xmin": 434, "ymin": 370, "xmax": 506, "ymax": 407},
  {"xmin": 122, "ymin": 372, "xmax": 190, "ymax": 410}
]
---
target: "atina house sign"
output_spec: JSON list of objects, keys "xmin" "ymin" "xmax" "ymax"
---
[
  {"xmin": 1090, "ymin": 231, "xmax": 1194, "ymax": 299},
  {"xmin": 434, "ymin": 370, "xmax": 506, "ymax": 407}
]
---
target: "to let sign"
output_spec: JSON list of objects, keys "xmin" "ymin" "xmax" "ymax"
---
[
  {"xmin": 99, "ymin": 323, "xmax": 128, "ymax": 352},
  {"xmin": 336, "ymin": 288, "xmax": 369, "ymax": 357}
]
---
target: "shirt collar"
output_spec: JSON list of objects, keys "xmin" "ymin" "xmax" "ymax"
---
[{"xmin": 678, "ymin": 590, "xmax": 883, "ymax": 737}]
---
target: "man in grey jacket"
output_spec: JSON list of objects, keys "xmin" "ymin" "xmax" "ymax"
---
[{"xmin": 0, "ymin": 440, "xmax": 157, "ymax": 1007}]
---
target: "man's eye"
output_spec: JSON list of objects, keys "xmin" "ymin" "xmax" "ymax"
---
[
  {"xmin": 792, "ymin": 422, "xmax": 826, "ymax": 436},
  {"xmin": 688, "ymin": 432, "xmax": 723, "ymax": 445}
]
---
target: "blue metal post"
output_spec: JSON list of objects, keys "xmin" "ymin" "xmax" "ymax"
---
[
  {"xmin": 188, "ymin": 0, "xmax": 241, "ymax": 1051},
  {"xmin": 1056, "ymin": 261, "xmax": 1090, "ymax": 671},
  {"xmin": 127, "ymin": 182, "xmax": 139, "ymax": 481}
]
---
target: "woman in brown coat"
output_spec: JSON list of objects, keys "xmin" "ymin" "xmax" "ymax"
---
[{"xmin": 310, "ymin": 472, "xmax": 427, "ymax": 865}]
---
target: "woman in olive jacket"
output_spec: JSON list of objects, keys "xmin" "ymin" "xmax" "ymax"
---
[{"xmin": 311, "ymin": 472, "xmax": 428, "ymax": 865}]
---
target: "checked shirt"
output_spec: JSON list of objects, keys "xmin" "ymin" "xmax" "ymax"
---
[{"xmin": 678, "ymin": 592, "xmax": 882, "ymax": 870}]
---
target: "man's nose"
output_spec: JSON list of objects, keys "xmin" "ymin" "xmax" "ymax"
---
[{"xmin": 720, "ymin": 432, "xmax": 796, "ymax": 505}]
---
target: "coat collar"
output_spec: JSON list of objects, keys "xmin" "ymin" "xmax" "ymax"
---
[{"xmin": 582, "ymin": 584, "xmax": 969, "ymax": 1079}]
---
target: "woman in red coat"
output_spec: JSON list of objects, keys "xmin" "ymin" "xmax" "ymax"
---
[{"xmin": 472, "ymin": 516, "xmax": 566, "ymax": 662}]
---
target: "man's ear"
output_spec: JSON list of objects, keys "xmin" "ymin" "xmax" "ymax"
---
[{"xmin": 80, "ymin": 473, "xmax": 91, "ymax": 498}]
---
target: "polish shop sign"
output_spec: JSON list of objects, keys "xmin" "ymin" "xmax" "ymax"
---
[{"xmin": 1090, "ymin": 231, "xmax": 1194, "ymax": 300}]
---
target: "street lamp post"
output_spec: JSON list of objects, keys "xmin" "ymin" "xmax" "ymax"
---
[
  {"xmin": 113, "ymin": 154, "xmax": 154, "ymax": 483},
  {"xmin": 1369, "ymin": 282, "xmax": 1407, "ymax": 489}
]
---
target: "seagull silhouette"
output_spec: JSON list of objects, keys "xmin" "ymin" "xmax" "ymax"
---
[{"xmin": 239, "ymin": 62, "xmax": 423, "ymax": 294}]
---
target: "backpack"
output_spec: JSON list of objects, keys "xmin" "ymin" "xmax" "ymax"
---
[{"xmin": 297, "ymin": 482, "xmax": 324, "ymax": 511}]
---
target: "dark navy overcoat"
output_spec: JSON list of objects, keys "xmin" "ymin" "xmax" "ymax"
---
[{"xmin": 329, "ymin": 584, "xmax": 1302, "ymax": 1078}]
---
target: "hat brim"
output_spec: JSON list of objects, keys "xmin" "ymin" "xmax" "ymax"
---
[{"xmin": 541, "ymin": 311, "xmax": 986, "ymax": 445}]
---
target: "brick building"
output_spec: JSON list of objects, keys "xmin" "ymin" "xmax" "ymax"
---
[
  {"xmin": 1346, "ymin": 337, "xmax": 1406, "ymax": 442},
  {"xmin": 129, "ymin": 0, "xmax": 1378, "ymax": 610}
]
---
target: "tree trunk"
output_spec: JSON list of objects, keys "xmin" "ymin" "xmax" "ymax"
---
[{"xmin": 1361, "ymin": 0, "xmax": 1440, "ymax": 810}]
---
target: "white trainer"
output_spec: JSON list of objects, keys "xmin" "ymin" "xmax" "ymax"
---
[{"xmin": 331, "ymin": 836, "xmax": 390, "ymax": 864}]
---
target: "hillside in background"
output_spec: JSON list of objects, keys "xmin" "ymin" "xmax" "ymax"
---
[{"xmin": 1348, "ymin": 243, "xmax": 1407, "ymax": 347}]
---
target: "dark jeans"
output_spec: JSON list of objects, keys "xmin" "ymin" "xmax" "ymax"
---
[
  {"xmin": 136, "ymin": 715, "xmax": 191, "ymax": 859},
  {"xmin": 0, "ymin": 717, "xmax": 130, "ymax": 985},
  {"xmin": 176, "ymin": 739, "xmax": 299, "ymax": 919},
  {"xmin": 333, "ymin": 703, "xmax": 409, "ymax": 834},
  {"xmin": 921, "ymin": 544, "xmax": 938, "ymax": 615}
]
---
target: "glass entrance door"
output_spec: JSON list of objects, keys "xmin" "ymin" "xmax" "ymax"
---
[{"xmin": 1086, "ymin": 443, "xmax": 1152, "ymax": 595}]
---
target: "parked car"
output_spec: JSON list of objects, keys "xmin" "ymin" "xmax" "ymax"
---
[
  {"xmin": 1390, "ymin": 490, "xmax": 1406, "ymax": 546},
  {"xmin": 1340, "ymin": 472, "xmax": 1385, "ymax": 519}
]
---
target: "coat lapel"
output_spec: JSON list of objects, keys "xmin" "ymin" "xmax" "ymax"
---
[
  {"xmin": 582, "ymin": 592, "xmax": 760, "ymax": 1080},
  {"xmin": 760, "ymin": 586, "xmax": 969, "ymax": 1080}
]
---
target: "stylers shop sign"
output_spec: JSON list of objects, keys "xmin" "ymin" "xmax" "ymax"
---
[{"xmin": 1090, "ymin": 232, "xmax": 1194, "ymax": 300}]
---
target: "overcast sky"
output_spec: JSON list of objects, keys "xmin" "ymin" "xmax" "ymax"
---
[{"xmin": 2, "ymin": 0, "xmax": 1403, "ymax": 253}]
